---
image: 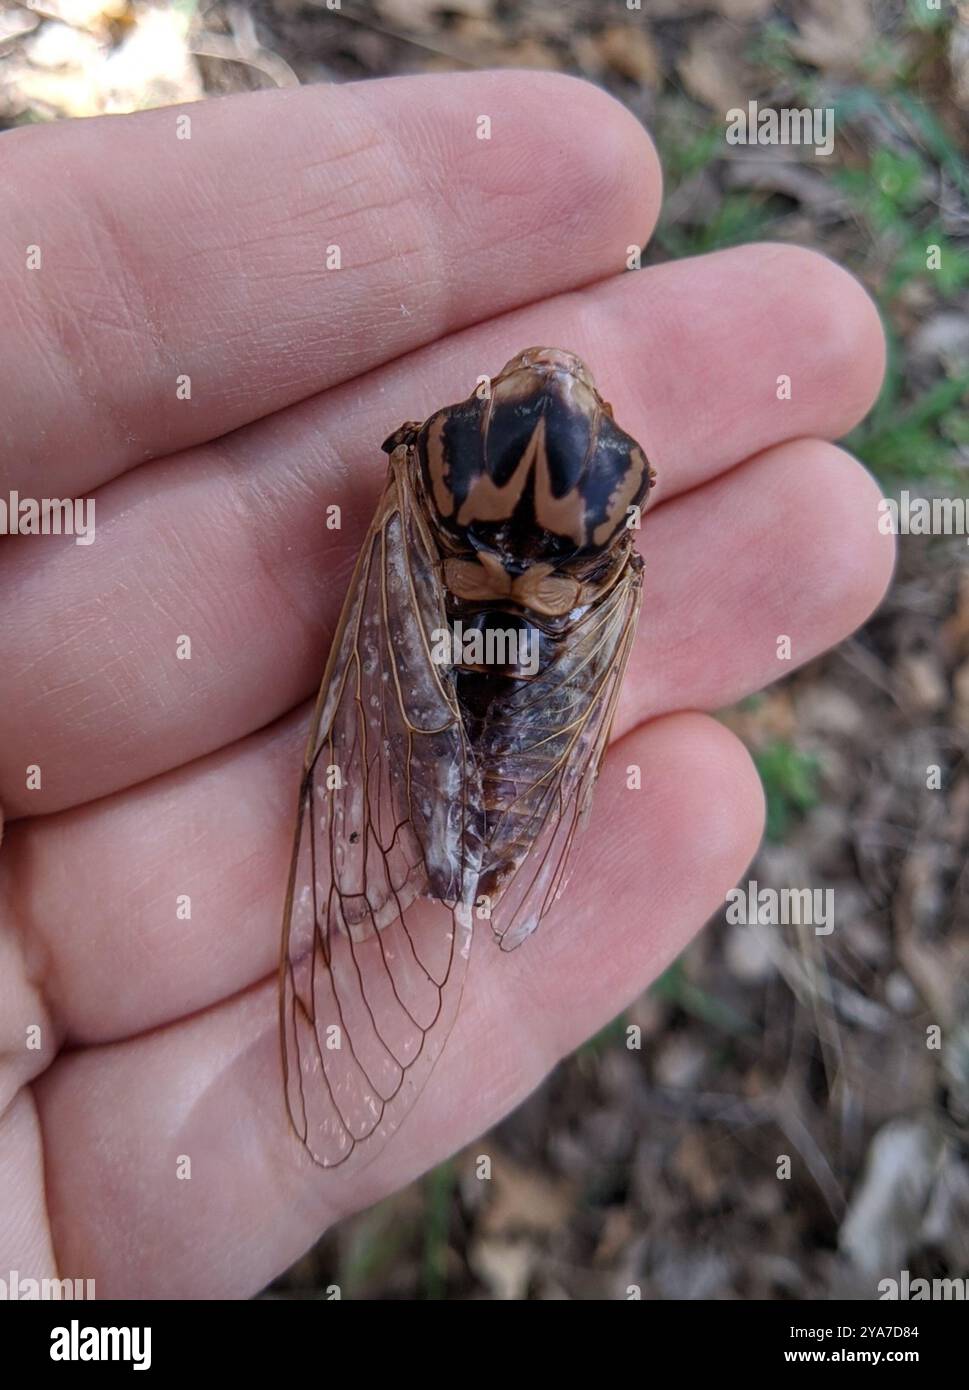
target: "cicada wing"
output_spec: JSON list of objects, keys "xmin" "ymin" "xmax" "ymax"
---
[
  {"xmin": 483, "ymin": 560, "xmax": 643, "ymax": 951},
  {"xmin": 279, "ymin": 457, "xmax": 478, "ymax": 1170}
]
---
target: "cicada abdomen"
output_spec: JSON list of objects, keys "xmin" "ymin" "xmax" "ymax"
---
[{"xmin": 280, "ymin": 348, "xmax": 654, "ymax": 1167}]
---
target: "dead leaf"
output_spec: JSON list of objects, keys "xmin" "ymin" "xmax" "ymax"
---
[
  {"xmin": 480, "ymin": 1155, "xmax": 574, "ymax": 1237},
  {"xmin": 677, "ymin": 21, "xmax": 752, "ymax": 112},
  {"xmin": 839, "ymin": 1117, "xmax": 944, "ymax": 1275},
  {"xmin": 671, "ymin": 1130, "xmax": 722, "ymax": 1205},
  {"xmin": 790, "ymin": 0, "xmax": 875, "ymax": 77},
  {"xmin": 897, "ymin": 652, "xmax": 949, "ymax": 713},
  {"xmin": 468, "ymin": 1238, "xmax": 533, "ymax": 1300},
  {"xmin": 597, "ymin": 24, "xmax": 661, "ymax": 86}
]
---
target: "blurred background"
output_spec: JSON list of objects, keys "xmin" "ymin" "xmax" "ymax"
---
[{"xmin": 3, "ymin": 0, "xmax": 967, "ymax": 1300}]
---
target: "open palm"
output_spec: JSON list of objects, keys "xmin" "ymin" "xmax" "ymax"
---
[{"xmin": 0, "ymin": 71, "xmax": 892, "ymax": 1298}]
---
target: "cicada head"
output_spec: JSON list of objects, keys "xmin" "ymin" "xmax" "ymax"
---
[{"xmin": 396, "ymin": 348, "xmax": 654, "ymax": 574}]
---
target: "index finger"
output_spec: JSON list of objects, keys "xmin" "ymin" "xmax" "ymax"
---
[{"xmin": 0, "ymin": 71, "xmax": 660, "ymax": 498}]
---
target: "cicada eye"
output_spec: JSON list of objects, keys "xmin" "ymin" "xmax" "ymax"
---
[{"xmin": 380, "ymin": 421, "xmax": 421, "ymax": 455}]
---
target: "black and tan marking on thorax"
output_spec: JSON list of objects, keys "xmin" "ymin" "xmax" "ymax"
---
[{"xmin": 383, "ymin": 346, "xmax": 653, "ymax": 616}]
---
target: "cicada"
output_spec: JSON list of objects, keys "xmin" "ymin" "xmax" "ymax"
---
[{"xmin": 279, "ymin": 347, "xmax": 655, "ymax": 1168}]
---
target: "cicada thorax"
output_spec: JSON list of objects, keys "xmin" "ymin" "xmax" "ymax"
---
[
  {"xmin": 411, "ymin": 347, "xmax": 651, "ymax": 565},
  {"xmin": 403, "ymin": 347, "xmax": 654, "ymax": 915}
]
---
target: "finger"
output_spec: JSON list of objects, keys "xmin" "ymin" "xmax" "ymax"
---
[
  {"xmin": 4, "ymin": 438, "xmax": 892, "ymax": 1042},
  {"xmin": 615, "ymin": 437, "xmax": 896, "ymax": 730},
  {"xmin": 34, "ymin": 714, "xmax": 764, "ymax": 1297},
  {"xmin": 2, "ymin": 72, "xmax": 660, "ymax": 498},
  {"xmin": 0, "ymin": 246, "xmax": 884, "ymax": 815},
  {"xmin": 0, "ymin": 1092, "xmax": 56, "ymax": 1281}
]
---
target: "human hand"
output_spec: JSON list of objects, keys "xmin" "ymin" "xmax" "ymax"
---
[{"xmin": 0, "ymin": 71, "xmax": 892, "ymax": 1298}]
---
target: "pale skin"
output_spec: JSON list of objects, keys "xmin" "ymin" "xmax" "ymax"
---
[{"xmin": 0, "ymin": 71, "xmax": 893, "ymax": 1297}]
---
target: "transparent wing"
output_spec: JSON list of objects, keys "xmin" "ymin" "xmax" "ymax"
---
[
  {"xmin": 481, "ymin": 560, "xmax": 643, "ymax": 951},
  {"xmin": 279, "ymin": 456, "xmax": 478, "ymax": 1170}
]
